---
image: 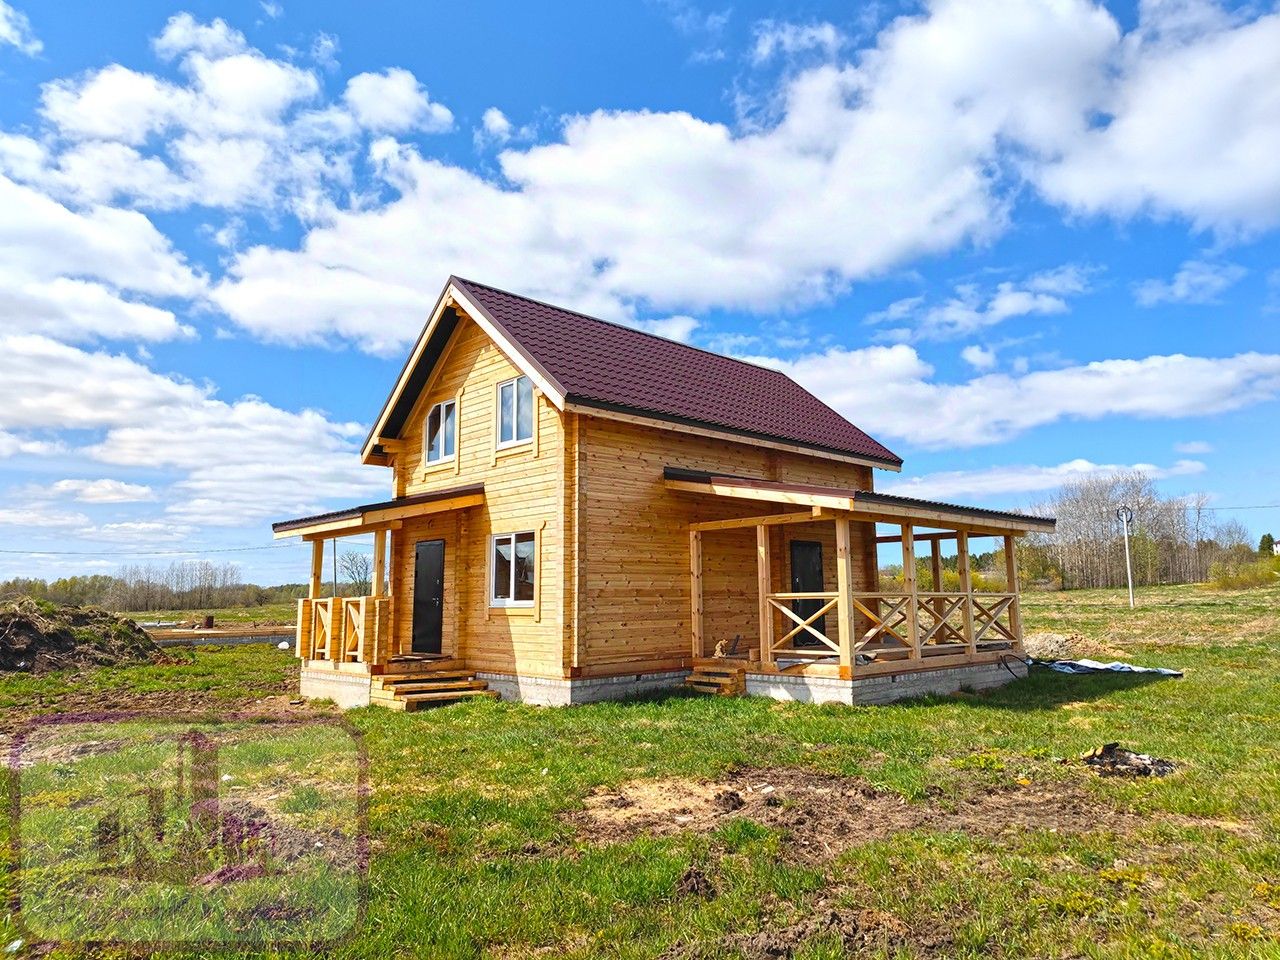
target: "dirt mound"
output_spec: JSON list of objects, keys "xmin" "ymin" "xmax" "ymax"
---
[
  {"xmin": 568, "ymin": 767, "xmax": 1142, "ymax": 862},
  {"xmin": 1023, "ymin": 631, "xmax": 1126, "ymax": 661},
  {"xmin": 0, "ymin": 597, "xmax": 162, "ymax": 673},
  {"xmin": 1080, "ymin": 742, "xmax": 1177, "ymax": 777}
]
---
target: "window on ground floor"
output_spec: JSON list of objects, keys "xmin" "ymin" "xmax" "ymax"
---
[{"xmin": 491, "ymin": 531, "xmax": 535, "ymax": 606}]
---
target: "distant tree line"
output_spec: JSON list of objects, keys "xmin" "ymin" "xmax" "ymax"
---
[
  {"xmin": 1, "ymin": 551, "xmax": 382, "ymax": 612},
  {"xmin": 1017, "ymin": 472, "xmax": 1256, "ymax": 590}
]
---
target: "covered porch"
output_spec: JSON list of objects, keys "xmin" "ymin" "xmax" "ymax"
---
[
  {"xmin": 669, "ymin": 469, "xmax": 1056, "ymax": 683},
  {"xmin": 271, "ymin": 484, "xmax": 484, "ymax": 671}
]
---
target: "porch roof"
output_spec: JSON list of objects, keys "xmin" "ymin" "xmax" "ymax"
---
[
  {"xmin": 272, "ymin": 483, "xmax": 485, "ymax": 539},
  {"xmin": 663, "ymin": 467, "xmax": 1055, "ymax": 535}
]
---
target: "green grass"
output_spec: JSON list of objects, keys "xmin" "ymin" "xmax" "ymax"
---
[
  {"xmin": 3, "ymin": 583, "xmax": 1279, "ymax": 958},
  {"xmin": 119, "ymin": 603, "xmax": 299, "ymax": 625}
]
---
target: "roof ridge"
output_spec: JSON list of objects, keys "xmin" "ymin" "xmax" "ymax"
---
[{"xmin": 450, "ymin": 275, "xmax": 789, "ymax": 377}]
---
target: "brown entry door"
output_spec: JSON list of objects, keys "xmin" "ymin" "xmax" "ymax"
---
[
  {"xmin": 789, "ymin": 540, "xmax": 826, "ymax": 646},
  {"xmin": 412, "ymin": 539, "xmax": 445, "ymax": 654}
]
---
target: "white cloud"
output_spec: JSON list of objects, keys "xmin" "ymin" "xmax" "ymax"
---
[
  {"xmin": 153, "ymin": 13, "xmax": 247, "ymax": 61},
  {"xmin": 871, "ymin": 266, "xmax": 1089, "ymax": 342},
  {"xmin": 637, "ymin": 315, "xmax": 700, "ymax": 342},
  {"xmin": 0, "ymin": 506, "xmax": 91, "ymax": 529},
  {"xmin": 343, "ymin": 68, "xmax": 453, "ymax": 133},
  {"xmin": 751, "ymin": 344, "xmax": 1280, "ymax": 449},
  {"xmin": 881, "ymin": 457, "xmax": 1207, "ymax": 501},
  {"xmin": 1133, "ymin": 259, "xmax": 1246, "ymax": 306},
  {"xmin": 960, "ymin": 344, "xmax": 997, "ymax": 370},
  {"xmin": 310, "ymin": 32, "xmax": 339, "ymax": 71},
  {"xmin": 0, "ymin": 0, "xmax": 40, "ymax": 55},
  {"xmin": 752, "ymin": 20, "xmax": 845, "ymax": 63},
  {"xmin": 1035, "ymin": 2, "xmax": 1280, "ymax": 232},
  {"xmin": 0, "ymin": 336, "xmax": 385, "ymax": 526},
  {"xmin": 0, "ymin": 430, "xmax": 61, "ymax": 458},
  {"xmin": 482, "ymin": 107, "xmax": 512, "ymax": 141},
  {"xmin": 260, "ymin": 2, "xmax": 283, "ymax": 20},
  {"xmin": 1174, "ymin": 440, "xmax": 1213, "ymax": 454},
  {"xmin": 50, "ymin": 479, "xmax": 156, "ymax": 503}
]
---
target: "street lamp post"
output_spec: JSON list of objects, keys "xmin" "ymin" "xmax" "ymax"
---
[{"xmin": 1116, "ymin": 506, "xmax": 1135, "ymax": 609}]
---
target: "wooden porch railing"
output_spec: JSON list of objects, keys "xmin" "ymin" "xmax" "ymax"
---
[
  {"xmin": 764, "ymin": 591, "xmax": 841, "ymax": 660},
  {"xmin": 850, "ymin": 591, "xmax": 1020, "ymax": 660},
  {"xmin": 296, "ymin": 595, "xmax": 393, "ymax": 664}
]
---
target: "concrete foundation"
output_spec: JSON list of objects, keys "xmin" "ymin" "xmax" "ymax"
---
[
  {"xmin": 299, "ymin": 665, "xmax": 372, "ymax": 708},
  {"xmin": 477, "ymin": 669, "xmax": 687, "ymax": 706},
  {"xmin": 745, "ymin": 658, "xmax": 1027, "ymax": 706}
]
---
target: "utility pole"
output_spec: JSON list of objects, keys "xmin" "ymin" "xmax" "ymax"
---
[{"xmin": 1116, "ymin": 506, "xmax": 1135, "ymax": 609}]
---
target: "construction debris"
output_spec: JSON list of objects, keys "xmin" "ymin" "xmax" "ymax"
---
[
  {"xmin": 1080, "ymin": 743, "xmax": 1177, "ymax": 777},
  {"xmin": 0, "ymin": 597, "xmax": 162, "ymax": 673},
  {"xmin": 1039, "ymin": 658, "xmax": 1182, "ymax": 677}
]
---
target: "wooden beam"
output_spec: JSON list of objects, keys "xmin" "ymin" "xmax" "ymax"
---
[
  {"xmin": 876, "ymin": 531, "xmax": 960, "ymax": 545},
  {"xmin": 757, "ymin": 525, "xmax": 774, "ymax": 667},
  {"xmin": 1004, "ymin": 534, "xmax": 1023, "ymax": 647},
  {"xmin": 929, "ymin": 539, "xmax": 943, "ymax": 591},
  {"xmin": 372, "ymin": 529, "xmax": 386, "ymax": 598},
  {"xmin": 689, "ymin": 530, "xmax": 704, "ymax": 658},
  {"xmin": 957, "ymin": 530, "xmax": 976, "ymax": 656},
  {"xmin": 835, "ymin": 517, "xmax": 854, "ymax": 680},
  {"xmin": 283, "ymin": 492, "xmax": 485, "ymax": 540},
  {"xmin": 689, "ymin": 510, "xmax": 821, "ymax": 533},
  {"xmin": 309, "ymin": 539, "xmax": 324, "ymax": 599},
  {"xmin": 900, "ymin": 525, "xmax": 919, "ymax": 659}
]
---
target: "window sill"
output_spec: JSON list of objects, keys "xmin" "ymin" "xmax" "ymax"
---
[
  {"xmin": 489, "ymin": 603, "xmax": 536, "ymax": 617},
  {"xmin": 493, "ymin": 440, "xmax": 534, "ymax": 461},
  {"xmin": 420, "ymin": 457, "xmax": 456, "ymax": 477}
]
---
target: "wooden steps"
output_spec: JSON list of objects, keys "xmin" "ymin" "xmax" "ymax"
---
[
  {"xmin": 371, "ymin": 664, "xmax": 497, "ymax": 711},
  {"xmin": 684, "ymin": 659, "xmax": 746, "ymax": 696}
]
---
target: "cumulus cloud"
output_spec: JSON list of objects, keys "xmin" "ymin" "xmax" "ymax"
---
[
  {"xmin": 343, "ymin": 68, "xmax": 453, "ymax": 133},
  {"xmin": 0, "ymin": 336, "xmax": 385, "ymax": 525},
  {"xmin": 960, "ymin": 344, "xmax": 997, "ymax": 370},
  {"xmin": 1133, "ymin": 258, "xmax": 1246, "ymax": 306},
  {"xmin": 0, "ymin": 1, "xmax": 40, "ymax": 55},
  {"xmin": 50, "ymin": 479, "xmax": 156, "ymax": 503},
  {"xmin": 750, "ymin": 345, "xmax": 1280, "ymax": 448},
  {"xmin": 880, "ymin": 457, "xmax": 1207, "ymax": 501},
  {"xmin": 871, "ymin": 266, "xmax": 1090, "ymax": 342}
]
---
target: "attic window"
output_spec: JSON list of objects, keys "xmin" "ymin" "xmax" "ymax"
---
[
  {"xmin": 497, "ymin": 375, "xmax": 534, "ymax": 447},
  {"xmin": 425, "ymin": 399, "xmax": 456, "ymax": 464}
]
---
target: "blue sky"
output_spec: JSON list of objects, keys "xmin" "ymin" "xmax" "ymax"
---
[{"xmin": 0, "ymin": 0, "xmax": 1277, "ymax": 584}]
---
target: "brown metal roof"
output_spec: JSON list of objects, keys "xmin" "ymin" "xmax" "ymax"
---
[
  {"xmin": 272, "ymin": 484, "xmax": 484, "ymax": 534},
  {"xmin": 664, "ymin": 467, "xmax": 1056, "ymax": 531},
  {"xmin": 438, "ymin": 278, "xmax": 903, "ymax": 467}
]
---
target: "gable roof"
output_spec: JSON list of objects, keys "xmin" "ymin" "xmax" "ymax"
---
[{"xmin": 364, "ymin": 277, "xmax": 903, "ymax": 469}]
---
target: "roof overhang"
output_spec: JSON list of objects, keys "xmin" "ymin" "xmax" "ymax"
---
[
  {"xmin": 663, "ymin": 467, "xmax": 1055, "ymax": 536},
  {"xmin": 272, "ymin": 484, "xmax": 485, "ymax": 540},
  {"xmin": 361, "ymin": 278, "xmax": 568, "ymax": 464}
]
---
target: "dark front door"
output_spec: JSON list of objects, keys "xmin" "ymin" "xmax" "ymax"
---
[
  {"xmin": 789, "ymin": 540, "xmax": 826, "ymax": 646},
  {"xmin": 412, "ymin": 539, "xmax": 445, "ymax": 654}
]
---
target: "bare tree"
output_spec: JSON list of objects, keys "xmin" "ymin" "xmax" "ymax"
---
[{"xmin": 340, "ymin": 551, "xmax": 373, "ymax": 596}]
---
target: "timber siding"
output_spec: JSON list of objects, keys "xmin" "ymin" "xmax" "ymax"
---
[
  {"xmin": 394, "ymin": 318, "xmax": 565, "ymax": 678},
  {"xmin": 574, "ymin": 415, "xmax": 878, "ymax": 675}
]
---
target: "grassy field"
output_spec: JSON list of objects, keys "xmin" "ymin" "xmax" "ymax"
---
[
  {"xmin": 4, "ymin": 583, "xmax": 1279, "ymax": 958},
  {"xmin": 120, "ymin": 602, "xmax": 299, "ymax": 625}
]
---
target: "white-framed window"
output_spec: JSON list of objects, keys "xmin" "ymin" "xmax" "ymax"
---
[
  {"xmin": 490, "ymin": 531, "xmax": 536, "ymax": 607},
  {"xmin": 425, "ymin": 399, "xmax": 457, "ymax": 464},
  {"xmin": 496, "ymin": 375, "xmax": 534, "ymax": 448}
]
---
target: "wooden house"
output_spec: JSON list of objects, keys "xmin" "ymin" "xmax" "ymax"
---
[{"xmin": 273, "ymin": 277, "xmax": 1055, "ymax": 709}]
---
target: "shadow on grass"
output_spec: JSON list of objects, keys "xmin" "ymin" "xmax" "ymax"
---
[{"xmin": 948, "ymin": 665, "xmax": 1175, "ymax": 712}]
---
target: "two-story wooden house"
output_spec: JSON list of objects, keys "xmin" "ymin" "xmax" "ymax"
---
[{"xmin": 273, "ymin": 277, "xmax": 1054, "ymax": 709}]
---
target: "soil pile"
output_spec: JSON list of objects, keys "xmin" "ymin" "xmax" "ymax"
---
[
  {"xmin": 0, "ymin": 597, "xmax": 162, "ymax": 672},
  {"xmin": 1023, "ymin": 631, "xmax": 1126, "ymax": 661},
  {"xmin": 1081, "ymin": 742, "xmax": 1177, "ymax": 777}
]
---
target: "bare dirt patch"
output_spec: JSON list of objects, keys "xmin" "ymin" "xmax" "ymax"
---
[
  {"xmin": 1023, "ymin": 631, "xmax": 1127, "ymax": 661},
  {"xmin": 568, "ymin": 767, "xmax": 1144, "ymax": 862}
]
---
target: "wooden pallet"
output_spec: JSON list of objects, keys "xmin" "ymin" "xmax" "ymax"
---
[
  {"xmin": 684, "ymin": 659, "xmax": 746, "ymax": 696},
  {"xmin": 371, "ymin": 666, "xmax": 497, "ymax": 711}
]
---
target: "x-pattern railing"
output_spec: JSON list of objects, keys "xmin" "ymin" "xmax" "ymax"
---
[{"xmin": 766, "ymin": 592, "xmax": 840, "ymax": 656}]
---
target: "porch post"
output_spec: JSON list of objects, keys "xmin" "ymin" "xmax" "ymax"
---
[
  {"xmin": 372, "ymin": 529, "xmax": 386, "ymax": 598},
  {"xmin": 957, "ymin": 530, "xmax": 976, "ymax": 656},
  {"xmin": 757, "ymin": 524, "xmax": 774, "ymax": 667},
  {"xmin": 929, "ymin": 538, "xmax": 944, "ymax": 631},
  {"xmin": 900, "ymin": 525, "xmax": 919, "ymax": 659},
  {"xmin": 835, "ymin": 516, "xmax": 854, "ymax": 679},
  {"xmin": 1004, "ymin": 534, "xmax": 1023, "ymax": 648},
  {"xmin": 309, "ymin": 539, "xmax": 325, "ymax": 598},
  {"xmin": 689, "ymin": 529, "xmax": 704, "ymax": 658}
]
